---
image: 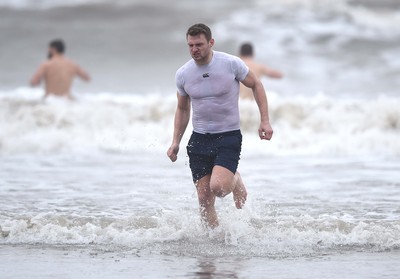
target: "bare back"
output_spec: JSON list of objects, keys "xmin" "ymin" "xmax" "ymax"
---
[
  {"xmin": 45, "ymin": 57, "xmax": 77, "ymax": 96},
  {"xmin": 31, "ymin": 55, "xmax": 90, "ymax": 99},
  {"xmin": 239, "ymin": 57, "xmax": 283, "ymax": 99},
  {"xmin": 240, "ymin": 58, "xmax": 263, "ymax": 99}
]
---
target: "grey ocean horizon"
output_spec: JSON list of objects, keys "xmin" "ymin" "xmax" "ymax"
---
[{"xmin": 1, "ymin": 0, "xmax": 400, "ymax": 278}]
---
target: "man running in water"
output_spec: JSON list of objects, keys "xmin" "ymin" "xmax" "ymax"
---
[
  {"xmin": 167, "ymin": 24, "xmax": 273, "ymax": 228},
  {"xmin": 30, "ymin": 39, "xmax": 90, "ymax": 100}
]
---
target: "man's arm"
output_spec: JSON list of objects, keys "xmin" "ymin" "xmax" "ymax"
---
[
  {"xmin": 30, "ymin": 63, "xmax": 46, "ymax": 86},
  {"xmin": 241, "ymin": 70, "xmax": 273, "ymax": 140},
  {"xmin": 261, "ymin": 65, "xmax": 283, "ymax": 79},
  {"xmin": 75, "ymin": 64, "xmax": 91, "ymax": 81},
  {"xmin": 167, "ymin": 93, "xmax": 191, "ymax": 162}
]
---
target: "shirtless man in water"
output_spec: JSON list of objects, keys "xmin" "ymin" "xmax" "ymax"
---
[
  {"xmin": 239, "ymin": 43, "xmax": 283, "ymax": 99},
  {"xmin": 167, "ymin": 24, "xmax": 273, "ymax": 228},
  {"xmin": 30, "ymin": 39, "xmax": 90, "ymax": 100}
]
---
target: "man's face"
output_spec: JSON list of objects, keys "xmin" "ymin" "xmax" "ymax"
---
[{"xmin": 187, "ymin": 34, "xmax": 214, "ymax": 63}]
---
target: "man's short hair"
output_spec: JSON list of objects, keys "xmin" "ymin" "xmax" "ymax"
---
[
  {"xmin": 240, "ymin": 43, "xmax": 254, "ymax": 57},
  {"xmin": 186, "ymin": 23, "xmax": 212, "ymax": 42},
  {"xmin": 49, "ymin": 39, "xmax": 65, "ymax": 54}
]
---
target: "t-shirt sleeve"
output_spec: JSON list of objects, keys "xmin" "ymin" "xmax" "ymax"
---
[
  {"xmin": 175, "ymin": 68, "xmax": 188, "ymax": 96},
  {"xmin": 231, "ymin": 56, "xmax": 249, "ymax": 82}
]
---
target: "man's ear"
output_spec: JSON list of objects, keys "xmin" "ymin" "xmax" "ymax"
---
[{"xmin": 209, "ymin": 38, "xmax": 215, "ymax": 47}]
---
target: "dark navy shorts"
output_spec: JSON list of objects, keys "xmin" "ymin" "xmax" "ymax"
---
[{"xmin": 186, "ymin": 130, "xmax": 242, "ymax": 182}]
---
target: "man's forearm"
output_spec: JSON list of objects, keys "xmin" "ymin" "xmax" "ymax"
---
[
  {"xmin": 253, "ymin": 81, "xmax": 270, "ymax": 123},
  {"xmin": 172, "ymin": 108, "xmax": 190, "ymax": 145}
]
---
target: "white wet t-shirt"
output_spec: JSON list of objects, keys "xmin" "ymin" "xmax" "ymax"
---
[{"xmin": 175, "ymin": 51, "xmax": 249, "ymax": 134}]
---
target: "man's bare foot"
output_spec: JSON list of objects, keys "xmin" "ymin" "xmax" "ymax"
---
[{"xmin": 232, "ymin": 175, "xmax": 247, "ymax": 209}]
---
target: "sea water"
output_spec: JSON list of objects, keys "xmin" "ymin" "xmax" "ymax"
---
[
  {"xmin": 1, "ymin": 89, "xmax": 399, "ymax": 278},
  {"xmin": 1, "ymin": 0, "xmax": 400, "ymax": 278}
]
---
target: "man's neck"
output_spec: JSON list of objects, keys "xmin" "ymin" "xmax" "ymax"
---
[
  {"xmin": 52, "ymin": 53, "xmax": 64, "ymax": 59},
  {"xmin": 240, "ymin": 55, "xmax": 253, "ymax": 60},
  {"xmin": 196, "ymin": 50, "xmax": 213, "ymax": 66}
]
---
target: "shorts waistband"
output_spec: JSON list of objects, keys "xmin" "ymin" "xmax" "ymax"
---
[{"xmin": 193, "ymin": 130, "xmax": 241, "ymax": 138}]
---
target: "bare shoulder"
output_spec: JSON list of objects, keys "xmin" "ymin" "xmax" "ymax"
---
[
  {"xmin": 63, "ymin": 57, "xmax": 78, "ymax": 67},
  {"xmin": 41, "ymin": 60, "xmax": 51, "ymax": 67},
  {"xmin": 63, "ymin": 58, "xmax": 84, "ymax": 73},
  {"xmin": 38, "ymin": 60, "xmax": 51, "ymax": 72},
  {"xmin": 246, "ymin": 61, "xmax": 264, "ymax": 77}
]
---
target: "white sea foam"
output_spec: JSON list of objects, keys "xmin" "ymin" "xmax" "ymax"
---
[
  {"xmin": 1, "ymin": 96, "xmax": 399, "ymax": 258},
  {"xmin": 1, "ymin": 88, "xmax": 399, "ymax": 156},
  {"xmin": 1, "ymin": 208, "xmax": 399, "ymax": 257}
]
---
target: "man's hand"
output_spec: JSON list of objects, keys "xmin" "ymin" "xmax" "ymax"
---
[
  {"xmin": 167, "ymin": 144, "xmax": 180, "ymax": 162},
  {"xmin": 259, "ymin": 121, "xmax": 273, "ymax": 140}
]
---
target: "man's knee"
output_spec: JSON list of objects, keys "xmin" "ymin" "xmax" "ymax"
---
[
  {"xmin": 210, "ymin": 181, "xmax": 229, "ymax": 198},
  {"xmin": 210, "ymin": 166, "xmax": 235, "ymax": 197}
]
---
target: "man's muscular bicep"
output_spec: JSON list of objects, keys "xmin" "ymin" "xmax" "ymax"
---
[
  {"xmin": 240, "ymin": 70, "xmax": 258, "ymax": 89},
  {"xmin": 177, "ymin": 93, "xmax": 191, "ymax": 111}
]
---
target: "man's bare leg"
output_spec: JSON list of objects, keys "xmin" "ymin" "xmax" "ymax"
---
[
  {"xmin": 195, "ymin": 175, "xmax": 219, "ymax": 228},
  {"xmin": 232, "ymin": 172, "xmax": 247, "ymax": 209},
  {"xmin": 210, "ymin": 166, "xmax": 247, "ymax": 209}
]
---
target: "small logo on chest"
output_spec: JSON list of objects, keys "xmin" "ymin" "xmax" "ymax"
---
[{"xmin": 202, "ymin": 73, "xmax": 210, "ymax": 78}]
